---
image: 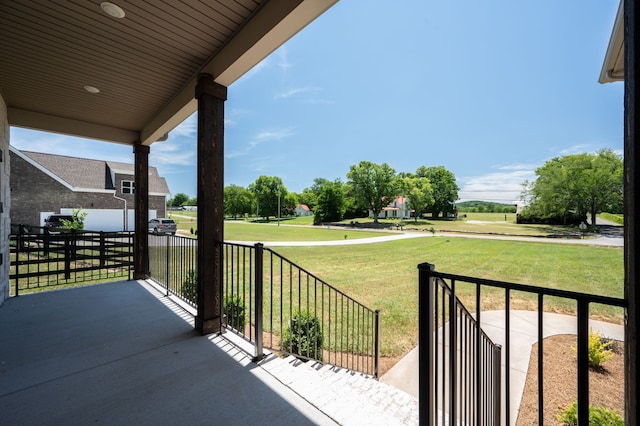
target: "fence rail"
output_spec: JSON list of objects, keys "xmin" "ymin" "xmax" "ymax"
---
[
  {"xmin": 418, "ymin": 262, "xmax": 627, "ymax": 425},
  {"xmin": 224, "ymin": 242, "xmax": 380, "ymax": 377},
  {"xmin": 9, "ymin": 230, "xmax": 133, "ymax": 295},
  {"xmin": 147, "ymin": 235, "xmax": 380, "ymax": 377},
  {"xmin": 148, "ymin": 233, "xmax": 198, "ymax": 307}
]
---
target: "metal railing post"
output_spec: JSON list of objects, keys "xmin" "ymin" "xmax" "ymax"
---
[
  {"xmin": 493, "ymin": 344, "xmax": 502, "ymax": 426},
  {"xmin": 64, "ymin": 233, "xmax": 72, "ymax": 280},
  {"xmin": 165, "ymin": 235, "xmax": 170, "ymax": 296},
  {"xmin": 14, "ymin": 234, "xmax": 21, "ymax": 296},
  {"xmin": 374, "ymin": 309, "xmax": 381, "ymax": 378},
  {"xmin": 99, "ymin": 231, "xmax": 106, "ymax": 268},
  {"xmin": 253, "ymin": 243, "xmax": 264, "ymax": 362},
  {"xmin": 576, "ymin": 299, "xmax": 590, "ymax": 426},
  {"xmin": 418, "ymin": 262, "xmax": 435, "ymax": 426}
]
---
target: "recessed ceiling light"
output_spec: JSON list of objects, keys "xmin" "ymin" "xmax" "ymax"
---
[
  {"xmin": 100, "ymin": 2, "xmax": 125, "ymax": 19},
  {"xmin": 84, "ymin": 85, "xmax": 100, "ymax": 94}
]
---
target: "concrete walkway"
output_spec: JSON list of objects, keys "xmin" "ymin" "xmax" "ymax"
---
[
  {"xmin": 380, "ymin": 310, "xmax": 624, "ymax": 425},
  {"xmin": 227, "ymin": 231, "xmax": 427, "ymax": 247}
]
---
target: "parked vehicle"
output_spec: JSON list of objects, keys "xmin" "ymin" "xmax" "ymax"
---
[
  {"xmin": 148, "ymin": 218, "xmax": 177, "ymax": 235},
  {"xmin": 44, "ymin": 215, "xmax": 74, "ymax": 232}
]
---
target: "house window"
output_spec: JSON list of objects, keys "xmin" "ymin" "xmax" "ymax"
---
[{"xmin": 121, "ymin": 180, "xmax": 135, "ymax": 194}]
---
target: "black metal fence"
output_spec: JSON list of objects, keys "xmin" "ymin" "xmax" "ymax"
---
[
  {"xmin": 224, "ymin": 242, "xmax": 380, "ymax": 377},
  {"xmin": 418, "ymin": 262, "xmax": 627, "ymax": 425},
  {"xmin": 148, "ymin": 233, "xmax": 198, "ymax": 307},
  {"xmin": 146, "ymin": 235, "xmax": 380, "ymax": 377},
  {"xmin": 9, "ymin": 230, "xmax": 133, "ymax": 295}
]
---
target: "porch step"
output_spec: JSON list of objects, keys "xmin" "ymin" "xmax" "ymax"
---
[{"xmin": 257, "ymin": 354, "xmax": 419, "ymax": 425}]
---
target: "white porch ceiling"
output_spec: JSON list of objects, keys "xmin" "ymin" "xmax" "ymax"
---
[{"xmin": 0, "ymin": 0, "xmax": 337, "ymax": 145}]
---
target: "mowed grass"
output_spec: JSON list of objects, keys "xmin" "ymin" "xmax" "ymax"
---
[
  {"xmin": 172, "ymin": 215, "xmax": 389, "ymax": 242},
  {"xmin": 272, "ymin": 237, "xmax": 624, "ymax": 357},
  {"xmin": 337, "ymin": 212, "xmax": 585, "ymax": 236},
  {"xmin": 223, "ymin": 223, "xmax": 388, "ymax": 242},
  {"xmin": 168, "ymin": 212, "xmax": 623, "ymax": 358}
]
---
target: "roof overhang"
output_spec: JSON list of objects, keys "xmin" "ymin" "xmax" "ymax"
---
[
  {"xmin": 0, "ymin": 0, "xmax": 338, "ymax": 146},
  {"xmin": 599, "ymin": 0, "xmax": 624, "ymax": 83}
]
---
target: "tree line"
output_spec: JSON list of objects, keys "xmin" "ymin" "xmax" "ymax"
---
[
  {"xmin": 168, "ymin": 148, "xmax": 623, "ymax": 228},
  {"xmin": 169, "ymin": 161, "xmax": 460, "ymax": 224}
]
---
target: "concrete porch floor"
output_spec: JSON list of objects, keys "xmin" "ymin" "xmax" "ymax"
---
[{"xmin": 0, "ymin": 280, "xmax": 339, "ymax": 425}]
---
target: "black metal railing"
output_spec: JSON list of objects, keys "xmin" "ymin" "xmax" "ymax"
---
[
  {"xmin": 148, "ymin": 233, "xmax": 198, "ymax": 307},
  {"xmin": 9, "ymin": 230, "xmax": 133, "ymax": 295},
  {"xmin": 418, "ymin": 262, "xmax": 627, "ymax": 425},
  {"xmin": 224, "ymin": 242, "xmax": 380, "ymax": 377},
  {"xmin": 147, "ymin": 235, "xmax": 380, "ymax": 377}
]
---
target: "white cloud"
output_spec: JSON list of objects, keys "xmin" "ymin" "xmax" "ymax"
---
[
  {"xmin": 275, "ymin": 46, "xmax": 292, "ymax": 73},
  {"xmin": 10, "ymin": 128, "xmax": 133, "ymax": 163},
  {"xmin": 226, "ymin": 128, "xmax": 295, "ymax": 159},
  {"xmin": 169, "ymin": 114, "xmax": 197, "ymax": 138},
  {"xmin": 150, "ymin": 139, "xmax": 195, "ymax": 167},
  {"xmin": 558, "ymin": 144, "xmax": 593, "ymax": 155},
  {"xmin": 274, "ymin": 86, "xmax": 321, "ymax": 99},
  {"xmin": 457, "ymin": 166, "xmax": 538, "ymax": 204}
]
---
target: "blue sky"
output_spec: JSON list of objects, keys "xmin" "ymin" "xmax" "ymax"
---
[{"xmin": 11, "ymin": 0, "xmax": 624, "ymax": 204}]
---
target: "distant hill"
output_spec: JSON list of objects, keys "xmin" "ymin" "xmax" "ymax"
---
[{"xmin": 457, "ymin": 201, "xmax": 517, "ymax": 213}]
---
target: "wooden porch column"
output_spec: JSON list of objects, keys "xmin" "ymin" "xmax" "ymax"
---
[
  {"xmin": 133, "ymin": 143, "xmax": 150, "ymax": 279},
  {"xmin": 195, "ymin": 73, "xmax": 227, "ymax": 335},
  {"xmin": 624, "ymin": 0, "xmax": 638, "ymax": 424}
]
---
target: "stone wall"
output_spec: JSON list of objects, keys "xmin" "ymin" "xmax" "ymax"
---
[{"xmin": 0, "ymin": 95, "xmax": 10, "ymax": 305}]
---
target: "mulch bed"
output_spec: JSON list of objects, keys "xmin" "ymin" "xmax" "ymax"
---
[{"xmin": 516, "ymin": 334, "xmax": 624, "ymax": 425}]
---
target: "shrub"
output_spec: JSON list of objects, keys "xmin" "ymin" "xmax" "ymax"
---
[
  {"xmin": 60, "ymin": 209, "xmax": 88, "ymax": 230},
  {"xmin": 181, "ymin": 269, "xmax": 197, "ymax": 304},
  {"xmin": 282, "ymin": 311, "xmax": 323, "ymax": 362},
  {"xmin": 224, "ymin": 295, "xmax": 246, "ymax": 331},
  {"xmin": 575, "ymin": 330, "xmax": 614, "ymax": 369},
  {"xmin": 556, "ymin": 402, "xmax": 624, "ymax": 426}
]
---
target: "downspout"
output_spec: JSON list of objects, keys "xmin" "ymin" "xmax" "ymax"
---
[{"xmin": 113, "ymin": 193, "xmax": 128, "ymax": 231}]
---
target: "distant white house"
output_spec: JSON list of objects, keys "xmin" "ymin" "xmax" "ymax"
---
[
  {"xmin": 295, "ymin": 204, "xmax": 313, "ymax": 217},
  {"xmin": 369, "ymin": 197, "xmax": 412, "ymax": 219}
]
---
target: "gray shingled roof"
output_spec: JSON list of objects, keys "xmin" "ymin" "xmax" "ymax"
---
[{"xmin": 21, "ymin": 151, "xmax": 170, "ymax": 195}]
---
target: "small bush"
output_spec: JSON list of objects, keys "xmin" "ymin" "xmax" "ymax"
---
[
  {"xmin": 282, "ymin": 311, "xmax": 323, "ymax": 362},
  {"xmin": 181, "ymin": 269, "xmax": 197, "ymax": 303},
  {"xmin": 556, "ymin": 402, "xmax": 624, "ymax": 426},
  {"xmin": 224, "ymin": 295, "xmax": 245, "ymax": 331},
  {"xmin": 576, "ymin": 330, "xmax": 614, "ymax": 369}
]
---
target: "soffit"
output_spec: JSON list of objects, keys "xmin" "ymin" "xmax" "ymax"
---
[
  {"xmin": 0, "ymin": 0, "xmax": 337, "ymax": 145},
  {"xmin": 599, "ymin": 0, "xmax": 624, "ymax": 83}
]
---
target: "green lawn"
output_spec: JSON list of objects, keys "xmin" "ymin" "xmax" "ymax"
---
[
  {"xmin": 166, "ymin": 212, "xmax": 623, "ymax": 359},
  {"xmin": 335, "ymin": 212, "xmax": 586, "ymax": 236},
  {"xmin": 272, "ymin": 237, "xmax": 624, "ymax": 357},
  {"xmin": 171, "ymin": 214, "xmax": 390, "ymax": 241},
  {"xmin": 599, "ymin": 212, "xmax": 624, "ymax": 225}
]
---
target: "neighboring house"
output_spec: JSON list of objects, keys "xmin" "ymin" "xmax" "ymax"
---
[
  {"xmin": 295, "ymin": 204, "xmax": 313, "ymax": 217},
  {"xmin": 369, "ymin": 197, "xmax": 412, "ymax": 219},
  {"xmin": 9, "ymin": 146, "xmax": 170, "ymax": 231}
]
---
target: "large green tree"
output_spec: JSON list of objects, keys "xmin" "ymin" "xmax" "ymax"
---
[
  {"xmin": 313, "ymin": 179, "xmax": 346, "ymax": 224},
  {"xmin": 224, "ymin": 184, "xmax": 252, "ymax": 219},
  {"xmin": 347, "ymin": 161, "xmax": 397, "ymax": 223},
  {"xmin": 400, "ymin": 176, "xmax": 434, "ymax": 222},
  {"xmin": 168, "ymin": 192, "xmax": 190, "ymax": 207},
  {"xmin": 523, "ymin": 149, "xmax": 623, "ymax": 225},
  {"xmin": 248, "ymin": 176, "xmax": 287, "ymax": 220},
  {"xmin": 298, "ymin": 178, "xmax": 331, "ymax": 212},
  {"xmin": 416, "ymin": 166, "xmax": 459, "ymax": 218}
]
